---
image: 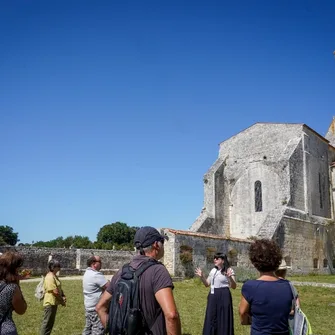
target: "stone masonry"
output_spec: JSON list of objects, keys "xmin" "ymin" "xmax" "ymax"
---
[
  {"xmin": 179, "ymin": 121, "xmax": 335, "ymax": 275},
  {"xmin": 0, "ymin": 246, "xmax": 134, "ymax": 276}
]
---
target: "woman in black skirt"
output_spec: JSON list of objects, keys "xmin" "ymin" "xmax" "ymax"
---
[{"xmin": 195, "ymin": 253, "xmax": 236, "ymax": 335}]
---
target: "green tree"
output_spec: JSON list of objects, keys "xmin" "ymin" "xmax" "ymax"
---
[
  {"xmin": 63, "ymin": 236, "xmax": 74, "ymax": 248},
  {"xmin": 0, "ymin": 236, "xmax": 6, "ymax": 246},
  {"xmin": 97, "ymin": 222, "xmax": 138, "ymax": 246},
  {"xmin": 0, "ymin": 225, "xmax": 19, "ymax": 245},
  {"xmin": 33, "ymin": 236, "xmax": 64, "ymax": 248},
  {"xmin": 33, "ymin": 235, "xmax": 93, "ymax": 249},
  {"xmin": 72, "ymin": 235, "xmax": 92, "ymax": 249}
]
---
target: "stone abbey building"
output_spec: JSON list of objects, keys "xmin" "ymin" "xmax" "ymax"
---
[{"xmin": 162, "ymin": 120, "xmax": 335, "ymax": 277}]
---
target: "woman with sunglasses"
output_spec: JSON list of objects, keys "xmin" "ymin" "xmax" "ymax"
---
[{"xmin": 195, "ymin": 253, "xmax": 236, "ymax": 335}]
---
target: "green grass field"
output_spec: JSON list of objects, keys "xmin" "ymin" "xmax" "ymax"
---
[
  {"xmin": 15, "ymin": 279, "xmax": 335, "ymax": 335},
  {"xmin": 288, "ymin": 274, "xmax": 335, "ymax": 284}
]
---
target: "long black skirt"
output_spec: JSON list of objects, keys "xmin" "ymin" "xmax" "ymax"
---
[{"xmin": 203, "ymin": 287, "xmax": 234, "ymax": 335}]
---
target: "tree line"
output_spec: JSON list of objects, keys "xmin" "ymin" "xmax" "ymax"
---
[{"xmin": 0, "ymin": 222, "xmax": 139, "ymax": 251}]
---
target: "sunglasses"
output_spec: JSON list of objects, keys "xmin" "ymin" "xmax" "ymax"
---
[{"xmin": 214, "ymin": 257, "xmax": 223, "ymax": 260}]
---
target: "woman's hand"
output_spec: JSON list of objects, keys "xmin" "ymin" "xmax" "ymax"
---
[
  {"xmin": 195, "ymin": 267, "xmax": 203, "ymax": 277},
  {"xmin": 226, "ymin": 268, "xmax": 237, "ymax": 289},
  {"xmin": 195, "ymin": 267, "xmax": 210, "ymax": 287}
]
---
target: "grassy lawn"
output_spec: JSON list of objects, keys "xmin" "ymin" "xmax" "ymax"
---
[{"xmin": 15, "ymin": 279, "xmax": 335, "ymax": 335}]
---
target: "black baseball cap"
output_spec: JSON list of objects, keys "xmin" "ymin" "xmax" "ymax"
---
[{"xmin": 134, "ymin": 226, "xmax": 168, "ymax": 249}]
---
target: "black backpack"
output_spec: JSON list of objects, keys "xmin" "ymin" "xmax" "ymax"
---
[{"xmin": 108, "ymin": 258, "xmax": 159, "ymax": 335}]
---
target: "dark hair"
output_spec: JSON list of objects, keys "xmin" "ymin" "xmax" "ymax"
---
[
  {"xmin": 249, "ymin": 239, "xmax": 282, "ymax": 272},
  {"xmin": 48, "ymin": 259, "xmax": 61, "ymax": 272},
  {"xmin": 0, "ymin": 251, "xmax": 24, "ymax": 283},
  {"xmin": 87, "ymin": 256, "xmax": 98, "ymax": 267},
  {"xmin": 214, "ymin": 252, "xmax": 230, "ymax": 274}
]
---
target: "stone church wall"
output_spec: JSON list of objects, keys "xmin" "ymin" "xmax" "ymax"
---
[
  {"xmin": 289, "ymin": 140, "xmax": 305, "ymax": 210},
  {"xmin": 304, "ymin": 127, "xmax": 331, "ymax": 218},
  {"xmin": 274, "ymin": 216, "xmax": 334, "ymax": 274},
  {"xmin": 162, "ymin": 229, "xmax": 252, "ymax": 277}
]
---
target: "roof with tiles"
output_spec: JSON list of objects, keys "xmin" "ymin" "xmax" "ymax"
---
[{"xmin": 163, "ymin": 228, "xmax": 252, "ymax": 243}]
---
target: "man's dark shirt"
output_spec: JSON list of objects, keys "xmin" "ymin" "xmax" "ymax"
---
[{"xmin": 107, "ymin": 255, "xmax": 174, "ymax": 335}]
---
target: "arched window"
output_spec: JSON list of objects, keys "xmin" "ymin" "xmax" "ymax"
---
[
  {"xmin": 228, "ymin": 249, "xmax": 238, "ymax": 266},
  {"xmin": 206, "ymin": 247, "xmax": 216, "ymax": 264},
  {"xmin": 180, "ymin": 245, "xmax": 193, "ymax": 264},
  {"xmin": 313, "ymin": 258, "xmax": 319, "ymax": 269},
  {"xmin": 255, "ymin": 181, "xmax": 263, "ymax": 212},
  {"xmin": 319, "ymin": 173, "xmax": 323, "ymax": 209},
  {"xmin": 323, "ymin": 259, "xmax": 328, "ymax": 268}
]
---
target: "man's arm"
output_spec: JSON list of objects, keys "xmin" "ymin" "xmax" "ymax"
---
[
  {"xmin": 96, "ymin": 290, "xmax": 112, "ymax": 329},
  {"xmin": 101, "ymin": 280, "xmax": 110, "ymax": 291},
  {"xmin": 155, "ymin": 287, "xmax": 181, "ymax": 335},
  {"xmin": 96, "ymin": 272, "xmax": 110, "ymax": 291}
]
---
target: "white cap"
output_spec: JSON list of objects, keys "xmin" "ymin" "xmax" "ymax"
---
[{"xmin": 278, "ymin": 259, "xmax": 287, "ymax": 270}]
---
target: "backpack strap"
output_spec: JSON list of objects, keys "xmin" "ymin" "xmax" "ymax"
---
[
  {"xmin": 288, "ymin": 280, "xmax": 297, "ymax": 310},
  {"xmin": 134, "ymin": 258, "xmax": 159, "ymax": 278},
  {"xmin": 134, "ymin": 259, "xmax": 163, "ymax": 333}
]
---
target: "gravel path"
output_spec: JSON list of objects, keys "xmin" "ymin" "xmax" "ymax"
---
[
  {"xmin": 291, "ymin": 281, "xmax": 335, "ymax": 288},
  {"xmin": 20, "ymin": 275, "xmax": 114, "ymax": 283}
]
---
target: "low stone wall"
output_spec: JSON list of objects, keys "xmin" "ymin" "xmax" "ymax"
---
[
  {"xmin": 0, "ymin": 246, "xmax": 134, "ymax": 276},
  {"xmin": 77, "ymin": 248, "xmax": 135, "ymax": 273}
]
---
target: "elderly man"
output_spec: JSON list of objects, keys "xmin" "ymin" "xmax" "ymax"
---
[
  {"xmin": 82, "ymin": 255, "xmax": 109, "ymax": 335},
  {"xmin": 96, "ymin": 226, "xmax": 181, "ymax": 335}
]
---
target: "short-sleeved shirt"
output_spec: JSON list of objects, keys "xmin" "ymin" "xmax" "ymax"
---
[
  {"xmin": 107, "ymin": 255, "xmax": 174, "ymax": 335},
  {"xmin": 207, "ymin": 267, "xmax": 235, "ymax": 289},
  {"xmin": 83, "ymin": 267, "xmax": 108, "ymax": 311},
  {"xmin": 242, "ymin": 279, "xmax": 293, "ymax": 335},
  {"xmin": 43, "ymin": 273, "xmax": 63, "ymax": 307}
]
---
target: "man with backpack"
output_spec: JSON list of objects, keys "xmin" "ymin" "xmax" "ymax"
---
[
  {"xmin": 96, "ymin": 226, "xmax": 181, "ymax": 335},
  {"xmin": 82, "ymin": 255, "xmax": 110, "ymax": 335}
]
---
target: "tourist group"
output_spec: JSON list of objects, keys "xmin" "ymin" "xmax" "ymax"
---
[{"xmin": 0, "ymin": 226, "xmax": 306, "ymax": 335}]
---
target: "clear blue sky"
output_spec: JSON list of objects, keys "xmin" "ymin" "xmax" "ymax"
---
[{"xmin": 1, "ymin": 1, "xmax": 335, "ymax": 244}]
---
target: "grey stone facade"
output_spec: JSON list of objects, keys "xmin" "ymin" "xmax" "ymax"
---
[{"xmin": 185, "ymin": 122, "xmax": 335, "ymax": 275}]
